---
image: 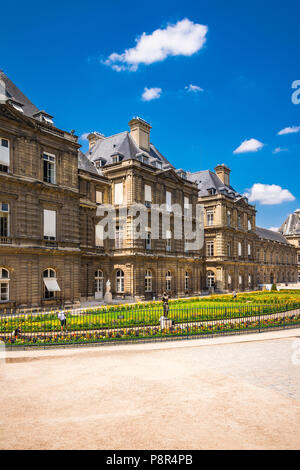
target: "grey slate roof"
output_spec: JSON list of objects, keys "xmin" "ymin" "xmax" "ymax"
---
[
  {"xmin": 0, "ymin": 70, "xmax": 40, "ymax": 117},
  {"xmin": 78, "ymin": 150, "xmax": 100, "ymax": 176},
  {"xmin": 187, "ymin": 169, "xmax": 241, "ymax": 198},
  {"xmin": 279, "ymin": 210, "xmax": 300, "ymax": 235},
  {"xmin": 255, "ymin": 226, "xmax": 290, "ymax": 245},
  {"xmin": 87, "ymin": 131, "xmax": 174, "ymax": 170}
]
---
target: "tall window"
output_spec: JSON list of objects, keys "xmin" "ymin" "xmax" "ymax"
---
[
  {"xmin": 248, "ymin": 219, "xmax": 252, "ymax": 231},
  {"xmin": 116, "ymin": 269, "xmax": 125, "ymax": 293},
  {"xmin": 43, "ymin": 209, "xmax": 56, "ymax": 240},
  {"xmin": 95, "ymin": 224, "xmax": 104, "ymax": 247},
  {"xmin": 43, "ymin": 153, "xmax": 56, "ymax": 184},
  {"xmin": 43, "ymin": 268, "xmax": 59, "ymax": 299},
  {"xmin": 166, "ymin": 271, "xmax": 172, "ymax": 291},
  {"xmin": 239, "ymin": 274, "xmax": 243, "ymax": 286},
  {"xmin": 248, "ymin": 243, "xmax": 251, "ymax": 256},
  {"xmin": 227, "ymin": 242, "xmax": 231, "ymax": 257},
  {"xmin": 227, "ymin": 211, "xmax": 231, "ymax": 226},
  {"xmin": 206, "ymin": 210, "xmax": 214, "ymax": 226},
  {"xmin": 207, "ymin": 271, "xmax": 215, "ymax": 288},
  {"xmin": 0, "ymin": 268, "xmax": 9, "ymax": 301},
  {"xmin": 96, "ymin": 191, "xmax": 103, "ymax": 205},
  {"xmin": 166, "ymin": 230, "xmax": 171, "ymax": 252},
  {"xmin": 146, "ymin": 229, "xmax": 151, "ymax": 250},
  {"xmin": 145, "ymin": 270, "xmax": 152, "ymax": 292},
  {"xmin": 0, "ymin": 138, "xmax": 9, "ymax": 173},
  {"xmin": 145, "ymin": 185, "xmax": 152, "ymax": 203},
  {"xmin": 248, "ymin": 274, "xmax": 252, "ymax": 286},
  {"xmin": 166, "ymin": 191, "xmax": 172, "ymax": 212},
  {"xmin": 238, "ymin": 214, "xmax": 242, "ymax": 229},
  {"xmin": 115, "ymin": 225, "xmax": 123, "ymax": 249},
  {"xmin": 228, "ymin": 274, "xmax": 232, "ymax": 286},
  {"xmin": 95, "ymin": 270, "xmax": 104, "ymax": 295},
  {"xmin": 0, "ymin": 203, "xmax": 9, "ymax": 237},
  {"xmin": 184, "ymin": 272, "xmax": 189, "ymax": 291},
  {"xmin": 207, "ymin": 241, "xmax": 214, "ymax": 257},
  {"xmin": 238, "ymin": 242, "xmax": 242, "ymax": 257},
  {"xmin": 114, "ymin": 182, "xmax": 123, "ymax": 205}
]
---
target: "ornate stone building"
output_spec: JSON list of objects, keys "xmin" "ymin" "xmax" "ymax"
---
[
  {"xmin": 0, "ymin": 71, "xmax": 297, "ymax": 309},
  {"xmin": 279, "ymin": 209, "xmax": 300, "ymax": 283}
]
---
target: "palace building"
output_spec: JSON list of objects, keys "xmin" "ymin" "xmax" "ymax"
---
[
  {"xmin": 0, "ymin": 71, "xmax": 297, "ymax": 309},
  {"xmin": 279, "ymin": 209, "xmax": 300, "ymax": 283}
]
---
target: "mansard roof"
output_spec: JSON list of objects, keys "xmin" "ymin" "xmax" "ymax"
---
[
  {"xmin": 78, "ymin": 150, "xmax": 100, "ymax": 176},
  {"xmin": 279, "ymin": 210, "xmax": 300, "ymax": 236},
  {"xmin": 187, "ymin": 169, "xmax": 243, "ymax": 199},
  {"xmin": 255, "ymin": 226, "xmax": 290, "ymax": 245},
  {"xmin": 86, "ymin": 131, "xmax": 174, "ymax": 170},
  {"xmin": 0, "ymin": 70, "xmax": 40, "ymax": 118}
]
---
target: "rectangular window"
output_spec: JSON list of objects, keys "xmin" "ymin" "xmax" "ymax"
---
[
  {"xmin": 43, "ymin": 153, "xmax": 56, "ymax": 184},
  {"xmin": 0, "ymin": 281, "xmax": 9, "ymax": 301},
  {"xmin": 166, "ymin": 230, "xmax": 171, "ymax": 252},
  {"xmin": 145, "ymin": 185, "xmax": 152, "ymax": 202},
  {"xmin": 114, "ymin": 182, "xmax": 123, "ymax": 205},
  {"xmin": 207, "ymin": 211, "xmax": 214, "ymax": 226},
  {"xmin": 96, "ymin": 190, "xmax": 103, "ymax": 205},
  {"xmin": 227, "ymin": 242, "xmax": 231, "ymax": 257},
  {"xmin": 115, "ymin": 225, "xmax": 123, "ymax": 249},
  {"xmin": 0, "ymin": 138, "xmax": 9, "ymax": 172},
  {"xmin": 146, "ymin": 229, "xmax": 151, "ymax": 250},
  {"xmin": 184, "ymin": 196, "xmax": 190, "ymax": 209},
  {"xmin": 0, "ymin": 203, "xmax": 9, "ymax": 237},
  {"xmin": 207, "ymin": 241, "xmax": 214, "ymax": 257},
  {"xmin": 43, "ymin": 209, "xmax": 56, "ymax": 240},
  {"xmin": 238, "ymin": 242, "xmax": 242, "ymax": 256},
  {"xmin": 95, "ymin": 224, "xmax": 104, "ymax": 247},
  {"xmin": 166, "ymin": 191, "xmax": 172, "ymax": 212}
]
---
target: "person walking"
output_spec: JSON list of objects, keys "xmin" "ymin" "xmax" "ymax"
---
[
  {"xmin": 162, "ymin": 291, "xmax": 169, "ymax": 317},
  {"xmin": 57, "ymin": 311, "xmax": 67, "ymax": 333},
  {"xmin": 233, "ymin": 290, "xmax": 237, "ymax": 299}
]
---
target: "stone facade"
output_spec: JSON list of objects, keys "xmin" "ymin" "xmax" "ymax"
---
[
  {"xmin": 279, "ymin": 210, "xmax": 300, "ymax": 283},
  {"xmin": 0, "ymin": 71, "xmax": 297, "ymax": 310}
]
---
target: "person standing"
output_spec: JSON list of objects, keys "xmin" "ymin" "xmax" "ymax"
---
[
  {"xmin": 162, "ymin": 292, "xmax": 169, "ymax": 317},
  {"xmin": 57, "ymin": 311, "xmax": 67, "ymax": 332}
]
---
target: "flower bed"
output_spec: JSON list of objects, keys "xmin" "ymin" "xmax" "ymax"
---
[{"xmin": 3, "ymin": 314, "xmax": 300, "ymax": 347}]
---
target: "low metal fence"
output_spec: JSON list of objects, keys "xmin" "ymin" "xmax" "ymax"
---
[{"xmin": 1, "ymin": 302, "xmax": 300, "ymax": 349}]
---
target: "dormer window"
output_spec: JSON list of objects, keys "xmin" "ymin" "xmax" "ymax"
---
[
  {"xmin": 33, "ymin": 111, "xmax": 54, "ymax": 125},
  {"xmin": 155, "ymin": 161, "xmax": 162, "ymax": 169},
  {"xmin": 138, "ymin": 154, "xmax": 149, "ymax": 164},
  {"xmin": 178, "ymin": 170, "xmax": 187, "ymax": 180},
  {"xmin": 112, "ymin": 154, "xmax": 123, "ymax": 164},
  {"xmin": 10, "ymin": 101, "xmax": 24, "ymax": 113},
  {"xmin": 208, "ymin": 188, "xmax": 216, "ymax": 195},
  {"xmin": 95, "ymin": 159, "xmax": 106, "ymax": 169}
]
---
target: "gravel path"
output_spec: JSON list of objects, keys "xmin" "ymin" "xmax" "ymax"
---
[{"xmin": 1, "ymin": 329, "xmax": 300, "ymax": 450}]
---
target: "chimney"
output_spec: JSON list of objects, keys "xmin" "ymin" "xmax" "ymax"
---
[
  {"xmin": 215, "ymin": 164, "xmax": 231, "ymax": 186},
  {"xmin": 128, "ymin": 117, "xmax": 151, "ymax": 152},
  {"xmin": 87, "ymin": 131, "xmax": 105, "ymax": 150}
]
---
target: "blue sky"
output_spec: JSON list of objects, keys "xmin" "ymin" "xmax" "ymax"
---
[{"xmin": 1, "ymin": 0, "xmax": 300, "ymax": 229}]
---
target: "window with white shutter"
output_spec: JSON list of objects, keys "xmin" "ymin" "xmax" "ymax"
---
[
  {"xmin": 114, "ymin": 182, "xmax": 123, "ymax": 205},
  {"xmin": 145, "ymin": 185, "xmax": 152, "ymax": 202},
  {"xmin": 43, "ymin": 209, "xmax": 56, "ymax": 240}
]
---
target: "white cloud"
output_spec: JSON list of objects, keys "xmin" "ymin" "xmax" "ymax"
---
[
  {"xmin": 244, "ymin": 183, "xmax": 295, "ymax": 205},
  {"xmin": 185, "ymin": 84, "xmax": 204, "ymax": 93},
  {"xmin": 277, "ymin": 126, "xmax": 300, "ymax": 135},
  {"xmin": 79, "ymin": 133, "xmax": 89, "ymax": 141},
  {"xmin": 269, "ymin": 227, "xmax": 279, "ymax": 232},
  {"xmin": 141, "ymin": 87, "xmax": 162, "ymax": 101},
  {"xmin": 104, "ymin": 18, "xmax": 208, "ymax": 71},
  {"xmin": 272, "ymin": 147, "xmax": 288, "ymax": 154},
  {"xmin": 233, "ymin": 138, "xmax": 264, "ymax": 154}
]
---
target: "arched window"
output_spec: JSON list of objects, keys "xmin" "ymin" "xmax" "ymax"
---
[
  {"xmin": 184, "ymin": 272, "xmax": 189, "ymax": 291},
  {"xmin": 0, "ymin": 268, "xmax": 9, "ymax": 302},
  {"xmin": 166, "ymin": 271, "xmax": 172, "ymax": 291},
  {"xmin": 95, "ymin": 270, "xmax": 104, "ymax": 297},
  {"xmin": 116, "ymin": 269, "xmax": 124, "ymax": 293},
  {"xmin": 145, "ymin": 270, "xmax": 152, "ymax": 292},
  {"xmin": 207, "ymin": 271, "xmax": 215, "ymax": 288},
  {"xmin": 43, "ymin": 268, "xmax": 59, "ymax": 299}
]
